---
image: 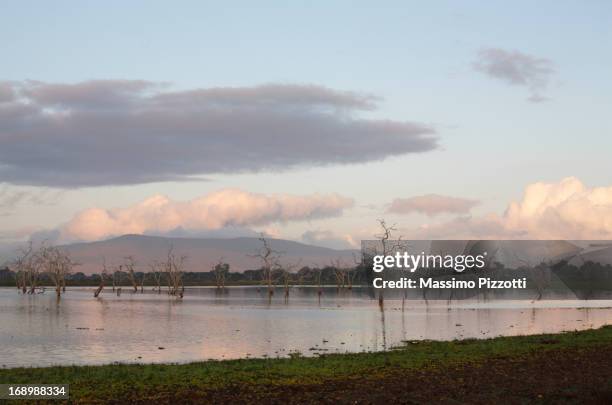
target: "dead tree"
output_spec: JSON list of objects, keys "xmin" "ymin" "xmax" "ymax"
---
[
  {"xmin": 29, "ymin": 249, "xmax": 45, "ymax": 294},
  {"xmin": 213, "ymin": 258, "xmax": 229, "ymax": 289},
  {"xmin": 281, "ymin": 269, "xmax": 291, "ymax": 300},
  {"xmin": 331, "ymin": 258, "xmax": 351, "ymax": 290},
  {"xmin": 346, "ymin": 252, "xmax": 364, "ymax": 290},
  {"xmin": 13, "ymin": 242, "xmax": 34, "ymax": 294},
  {"xmin": 149, "ymin": 261, "xmax": 164, "ymax": 293},
  {"xmin": 123, "ymin": 256, "xmax": 139, "ymax": 293},
  {"xmin": 15, "ymin": 268, "xmax": 24, "ymax": 292},
  {"xmin": 251, "ymin": 234, "xmax": 282, "ymax": 298},
  {"xmin": 40, "ymin": 245, "xmax": 75, "ymax": 300},
  {"xmin": 94, "ymin": 257, "xmax": 108, "ymax": 298},
  {"xmin": 315, "ymin": 265, "xmax": 323, "ymax": 299},
  {"xmin": 280, "ymin": 259, "xmax": 301, "ymax": 300},
  {"xmin": 139, "ymin": 271, "xmax": 146, "ymax": 293},
  {"xmin": 165, "ymin": 246, "xmax": 186, "ymax": 298},
  {"xmin": 374, "ymin": 219, "xmax": 400, "ymax": 308},
  {"xmin": 111, "ymin": 265, "xmax": 120, "ymax": 292}
]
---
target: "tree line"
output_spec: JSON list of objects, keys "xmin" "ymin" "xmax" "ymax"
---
[
  {"xmin": 0, "ymin": 261, "xmax": 369, "ymax": 289},
  {"xmin": 0, "ymin": 235, "xmax": 370, "ymax": 301}
]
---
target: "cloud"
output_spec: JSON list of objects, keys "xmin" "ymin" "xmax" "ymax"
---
[
  {"xmin": 262, "ymin": 226, "xmax": 282, "ymax": 239},
  {"xmin": 473, "ymin": 48, "xmax": 555, "ymax": 101},
  {"xmin": 0, "ymin": 227, "xmax": 41, "ymax": 242},
  {"xmin": 0, "ymin": 185, "xmax": 63, "ymax": 213},
  {"xmin": 0, "ymin": 81, "xmax": 438, "ymax": 187},
  {"xmin": 388, "ymin": 194, "xmax": 479, "ymax": 217},
  {"xmin": 502, "ymin": 177, "xmax": 612, "ymax": 239},
  {"xmin": 0, "ymin": 188, "xmax": 31, "ymax": 211},
  {"xmin": 301, "ymin": 229, "xmax": 357, "ymax": 249},
  {"xmin": 61, "ymin": 189, "xmax": 354, "ymax": 241},
  {"xmin": 409, "ymin": 177, "xmax": 612, "ymax": 239},
  {"xmin": 146, "ymin": 226, "xmax": 260, "ymax": 239},
  {"xmin": 407, "ymin": 215, "xmax": 514, "ymax": 240}
]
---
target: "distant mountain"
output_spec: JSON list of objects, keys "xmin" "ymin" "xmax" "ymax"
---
[{"xmin": 61, "ymin": 234, "xmax": 357, "ymax": 274}]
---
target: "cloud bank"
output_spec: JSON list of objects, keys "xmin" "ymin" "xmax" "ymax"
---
[
  {"xmin": 0, "ymin": 81, "xmax": 438, "ymax": 187},
  {"xmin": 473, "ymin": 48, "xmax": 555, "ymax": 102},
  {"xmin": 301, "ymin": 229, "xmax": 357, "ymax": 250},
  {"xmin": 388, "ymin": 194, "xmax": 479, "ymax": 217},
  {"xmin": 0, "ymin": 185, "xmax": 63, "ymax": 214},
  {"xmin": 62, "ymin": 189, "xmax": 354, "ymax": 241},
  {"xmin": 412, "ymin": 177, "xmax": 612, "ymax": 239}
]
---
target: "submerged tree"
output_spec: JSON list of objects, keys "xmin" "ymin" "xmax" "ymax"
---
[
  {"xmin": 149, "ymin": 260, "xmax": 165, "ymax": 293},
  {"xmin": 279, "ymin": 259, "xmax": 301, "ymax": 301},
  {"xmin": 374, "ymin": 219, "xmax": 401, "ymax": 308},
  {"xmin": 165, "ymin": 246, "xmax": 186, "ymax": 298},
  {"xmin": 331, "ymin": 258, "xmax": 355, "ymax": 290},
  {"xmin": 213, "ymin": 258, "xmax": 229, "ymax": 289},
  {"xmin": 251, "ymin": 234, "xmax": 282, "ymax": 298},
  {"xmin": 123, "ymin": 256, "xmax": 139, "ymax": 293},
  {"xmin": 111, "ymin": 265, "xmax": 121, "ymax": 292},
  {"xmin": 94, "ymin": 257, "xmax": 108, "ymax": 298},
  {"xmin": 12, "ymin": 242, "xmax": 75, "ymax": 299},
  {"xmin": 39, "ymin": 245, "xmax": 76, "ymax": 300},
  {"xmin": 12, "ymin": 242, "xmax": 35, "ymax": 294}
]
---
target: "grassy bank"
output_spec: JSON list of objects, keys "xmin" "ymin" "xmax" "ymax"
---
[{"xmin": 1, "ymin": 326, "xmax": 611, "ymax": 403}]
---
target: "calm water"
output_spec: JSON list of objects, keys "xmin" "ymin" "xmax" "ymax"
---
[{"xmin": 0, "ymin": 286, "xmax": 611, "ymax": 368}]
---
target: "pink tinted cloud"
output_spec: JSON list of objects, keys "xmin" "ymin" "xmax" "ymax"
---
[
  {"xmin": 388, "ymin": 194, "xmax": 479, "ymax": 217},
  {"xmin": 62, "ymin": 189, "xmax": 354, "ymax": 241}
]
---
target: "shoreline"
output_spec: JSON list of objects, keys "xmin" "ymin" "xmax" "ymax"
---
[{"xmin": 1, "ymin": 326, "xmax": 610, "ymax": 403}]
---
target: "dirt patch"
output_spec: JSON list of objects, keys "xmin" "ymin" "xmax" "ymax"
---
[{"xmin": 120, "ymin": 344, "xmax": 612, "ymax": 404}]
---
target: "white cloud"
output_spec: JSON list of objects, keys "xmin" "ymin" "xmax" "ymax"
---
[
  {"xmin": 409, "ymin": 177, "xmax": 612, "ymax": 239},
  {"xmin": 503, "ymin": 177, "xmax": 612, "ymax": 238},
  {"xmin": 61, "ymin": 189, "xmax": 354, "ymax": 241},
  {"xmin": 388, "ymin": 194, "xmax": 479, "ymax": 217},
  {"xmin": 301, "ymin": 229, "xmax": 357, "ymax": 249}
]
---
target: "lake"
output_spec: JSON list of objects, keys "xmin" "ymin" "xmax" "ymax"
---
[{"xmin": 1, "ymin": 286, "xmax": 611, "ymax": 368}]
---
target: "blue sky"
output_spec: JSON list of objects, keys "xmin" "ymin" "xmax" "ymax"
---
[{"xmin": 1, "ymin": 1, "xmax": 612, "ymax": 248}]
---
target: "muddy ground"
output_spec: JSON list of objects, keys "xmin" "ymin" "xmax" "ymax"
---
[{"xmin": 126, "ymin": 344, "xmax": 612, "ymax": 404}]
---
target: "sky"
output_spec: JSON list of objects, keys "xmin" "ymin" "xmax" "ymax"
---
[{"xmin": 1, "ymin": 1, "xmax": 612, "ymax": 252}]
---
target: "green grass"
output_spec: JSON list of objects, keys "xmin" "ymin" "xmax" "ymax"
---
[{"xmin": 1, "ymin": 326, "xmax": 611, "ymax": 402}]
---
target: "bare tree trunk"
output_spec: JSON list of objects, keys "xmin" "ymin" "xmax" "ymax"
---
[
  {"xmin": 283, "ymin": 270, "xmax": 290, "ymax": 302},
  {"xmin": 94, "ymin": 272, "xmax": 104, "ymax": 298},
  {"xmin": 95, "ymin": 258, "xmax": 108, "ymax": 298},
  {"xmin": 140, "ymin": 272, "xmax": 145, "ymax": 293},
  {"xmin": 374, "ymin": 219, "xmax": 401, "ymax": 309},
  {"xmin": 165, "ymin": 245, "xmax": 186, "ymax": 299},
  {"xmin": 267, "ymin": 267, "xmax": 274, "ymax": 297},
  {"xmin": 29, "ymin": 275, "xmax": 38, "ymax": 294},
  {"xmin": 123, "ymin": 257, "xmax": 139, "ymax": 293},
  {"xmin": 213, "ymin": 259, "xmax": 229, "ymax": 289},
  {"xmin": 252, "ymin": 235, "xmax": 282, "ymax": 300},
  {"xmin": 155, "ymin": 273, "xmax": 162, "ymax": 293},
  {"xmin": 32, "ymin": 244, "xmax": 76, "ymax": 302}
]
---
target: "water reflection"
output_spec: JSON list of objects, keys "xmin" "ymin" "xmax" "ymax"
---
[{"xmin": 0, "ymin": 286, "xmax": 610, "ymax": 368}]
